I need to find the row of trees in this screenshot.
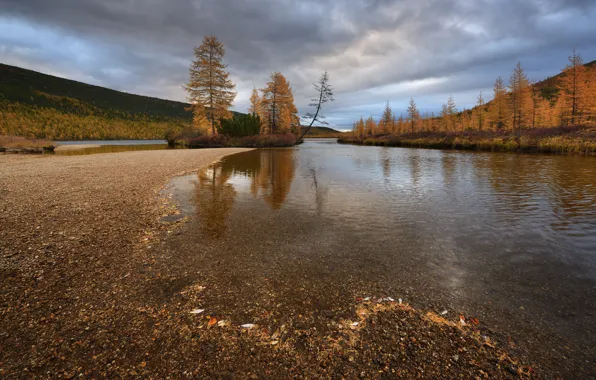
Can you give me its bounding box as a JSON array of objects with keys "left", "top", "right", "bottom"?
[
  {"left": 352, "top": 50, "right": 596, "bottom": 136},
  {"left": 186, "top": 36, "right": 300, "bottom": 136}
]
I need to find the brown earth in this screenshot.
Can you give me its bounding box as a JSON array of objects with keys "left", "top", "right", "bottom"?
[{"left": 0, "top": 150, "right": 531, "bottom": 378}]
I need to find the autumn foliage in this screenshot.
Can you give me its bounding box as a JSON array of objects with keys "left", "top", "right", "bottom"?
[{"left": 349, "top": 51, "right": 596, "bottom": 138}]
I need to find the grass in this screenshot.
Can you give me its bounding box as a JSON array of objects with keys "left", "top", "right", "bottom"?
[{"left": 338, "top": 125, "right": 596, "bottom": 155}]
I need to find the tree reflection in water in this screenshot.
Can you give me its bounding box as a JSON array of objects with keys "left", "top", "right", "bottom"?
[{"left": 195, "top": 149, "right": 297, "bottom": 238}]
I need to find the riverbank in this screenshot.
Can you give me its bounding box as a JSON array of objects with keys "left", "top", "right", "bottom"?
[
  {"left": 0, "top": 149, "right": 534, "bottom": 378},
  {"left": 338, "top": 125, "right": 596, "bottom": 155},
  {"left": 0, "top": 135, "right": 55, "bottom": 153},
  {"left": 173, "top": 133, "right": 297, "bottom": 148}
]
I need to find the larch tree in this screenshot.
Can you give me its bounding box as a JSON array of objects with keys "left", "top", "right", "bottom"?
[
  {"left": 560, "top": 49, "right": 588, "bottom": 125},
  {"left": 380, "top": 102, "right": 393, "bottom": 134},
  {"left": 475, "top": 91, "right": 486, "bottom": 131},
  {"left": 365, "top": 116, "right": 376, "bottom": 135},
  {"left": 407, "top": 98, "right": 419, "bottom": 132},
  {"left": 441, "top": 104, "right": 450, "bottom": 131},
  {"left": 299, "top": 72, "right": 334, "bottom": 140},
  {"left": 249, "top": 87, "right": 260, "bottom": 116},
  {"left": 490, "top": 76, "right": 509, "bottom": 130},
  {"left": 509, "top": 61, "right": 532, "bottom": 138},
  {"left": 260, "top": 72, "right": 298, "bottom": 134},
  {"left": 186, "top": 35, "right": 237, "bottom": 135}
]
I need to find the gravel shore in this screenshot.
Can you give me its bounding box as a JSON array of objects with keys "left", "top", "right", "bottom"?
[{"left": 1, "top": 149, "right": 531, "bottom": 378}]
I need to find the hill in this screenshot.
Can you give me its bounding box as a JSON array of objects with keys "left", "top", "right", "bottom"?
[
  {"left": 300, "top": 126, "right": 343, "bottom": 137},
  {"left": 1, "top": 63, "right": 241, "bottom": 140}
]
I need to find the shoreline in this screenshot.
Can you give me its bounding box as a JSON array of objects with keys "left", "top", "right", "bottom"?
[
  {"left": 338, "top": 125, "right": 596, "bottom": 156},
  {"left": 0, "top": 148, "right": 533, "bottom": 377}
]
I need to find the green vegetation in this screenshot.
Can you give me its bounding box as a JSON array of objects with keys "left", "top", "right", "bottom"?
[
  {"left": 1, "top": 63, "right": 196, "bottom": 140},
  {"left": 218, "top": 114, "right": 261, "bottom": 137}
]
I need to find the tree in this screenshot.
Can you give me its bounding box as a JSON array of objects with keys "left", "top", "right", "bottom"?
[
  {"left": 249, "top": 87, "right": 260, "bottom": 116},
  {"left": 407, "top": 98, "right": 419, "bottom": 132},
  {"left": 475, "top": 91, "right": 486, "bottom": 131},
  {"left": 447, "top": 95, "right": 458, "bottom": 125},
  {"left": 509, "top": 61, "right": 532, "bottom": 138},
  {"left": 185, "top": 36, "right": 236, "bottom": 135},
  {"left": 378, "top": 102, "right": 393, "bottom": 134},
  {"left": 365, "top": 116, "right": 376, "bottom": 135},
  {"left": 441, "top": 104, "right": 450, "bottom": 131},
  {"left": 299, "top": 72, "right": 334, "bottom": 141},
  {"left": 261, "top": 72, "right": 298, "bottom": 134},
  {"left": 357, "top": 117, "right": 366, "bottom": 137},
  {"left": 489, "top": 76, "right": 509, "bottom": 130},
  {"left": 560, "top": 49, "right": 588, "bottom": 125}
]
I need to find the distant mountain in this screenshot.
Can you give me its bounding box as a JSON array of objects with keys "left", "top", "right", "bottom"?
[{"left": 300, "top": 126, "right": 343, "bottom": 137}]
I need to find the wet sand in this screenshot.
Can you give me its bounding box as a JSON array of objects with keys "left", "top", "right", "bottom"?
[{"left": 1, "top": 149, "right": 533, "bottom": 378}]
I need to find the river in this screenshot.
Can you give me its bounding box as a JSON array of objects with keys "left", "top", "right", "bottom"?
[{"left": 163, "top": 138, "right": 596, "bottom": 376}]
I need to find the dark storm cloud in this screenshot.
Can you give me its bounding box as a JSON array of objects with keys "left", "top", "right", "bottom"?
[{"left": 1, "top": 0, "right": 595, "bottom": 128}]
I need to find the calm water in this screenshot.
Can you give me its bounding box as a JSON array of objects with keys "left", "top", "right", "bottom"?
[
  {"left": 54, "top": 140, "right": 167, "bottom": 155},
  {"left": 56, "top": 139, "right": 167, "bottom": 145},
  {"left": 164, "top": 139, "right": 596, "bottom": 375}
]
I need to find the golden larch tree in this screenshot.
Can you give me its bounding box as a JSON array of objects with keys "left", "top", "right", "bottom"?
[
  {"left": 474, "top": 91, "right": 486, "bottom": 131},
  {"left": 249, "top": 87, "right": 260, "bottom": 116},
  {"left": 260, "top": 72, "right": 298, "bottom": 134},
  {"left": 365, "top": 116, "right": 376, "bottom": 135},
  {"left": 380, "top": 102, "right": 393, "bottom": 134},
  {"left": 186, "top": 36, "right": 236, "bottom": 135},
  {"left": 489, "top": 76, "right": 510, "bottom": 130},
  {"left": 509, "top": 61, "right": 532, "bottom": 135},
  {"left": 407, "top": 97, "right": 419, "bottom": 132},
  {"left": 560, "top": 49, "right": 589, "bottom": 125}
]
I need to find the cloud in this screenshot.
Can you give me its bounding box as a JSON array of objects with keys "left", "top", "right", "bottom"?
[{"left": 1, "top": 0, "right": 595, "bottom": 128}]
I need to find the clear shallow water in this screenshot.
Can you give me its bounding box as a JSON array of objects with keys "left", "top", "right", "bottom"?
[
  {"left": 164, "top": 139, "right": 596, "bottom": 374},
  {"left": 56, "top": 140, "right": 167, "bottom": 145},
  {"left": 55, "top": 144, "right": 168, "bottom": 156}
]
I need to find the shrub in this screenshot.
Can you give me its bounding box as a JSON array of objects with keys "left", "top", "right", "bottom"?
[
  {"left": 186, "top": 134, "right": 227, "bottom": 148},
  {"left": 218, "top": 114, "right": 261, "bottom": 137}
]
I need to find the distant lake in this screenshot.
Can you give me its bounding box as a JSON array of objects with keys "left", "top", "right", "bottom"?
[{"left": 56, "top": 140, "right": 167, "bottom": 145}]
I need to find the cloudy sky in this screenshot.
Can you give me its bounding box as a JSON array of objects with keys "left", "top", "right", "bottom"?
[{"left": 1, "top": 0, "right": 595, "bottom": 129}]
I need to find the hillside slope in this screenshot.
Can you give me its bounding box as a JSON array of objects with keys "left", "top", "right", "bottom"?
[
  {"left": 1, "top": 64, "right": 198, "bottom": 140},
  {"left": 0, "top": 63, "right": 192, "bottom": 120},
  {"left": 300, "top": 126, "right": 343, "bottom": 137}
]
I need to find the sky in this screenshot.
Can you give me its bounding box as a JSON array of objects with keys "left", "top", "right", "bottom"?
[{"left": 1, "top": 0, "right": 596, "bottom": 130}]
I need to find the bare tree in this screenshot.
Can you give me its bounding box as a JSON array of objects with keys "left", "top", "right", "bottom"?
[{"left": 298, "top": 72, "right": 334, "bottom": 141}]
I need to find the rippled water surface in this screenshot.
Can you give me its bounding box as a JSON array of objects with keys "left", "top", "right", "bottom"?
[{"left": 165, "top": 139, "right": 596, "bottom": 374}]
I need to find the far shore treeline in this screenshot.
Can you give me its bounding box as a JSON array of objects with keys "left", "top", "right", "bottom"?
[{"left": 340, "top": 51, "right": 596, "bottom": 155}]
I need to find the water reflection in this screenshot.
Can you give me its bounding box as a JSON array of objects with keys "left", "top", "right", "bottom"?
[
  {"left": 195, "top": 166, "right": 236, "bottom": 238},
  {"left": 194, "top": 149, "right": 297, "bottom": 238},
  {"left": 249, "top": 149, "right": 296, "bottom": 210}
]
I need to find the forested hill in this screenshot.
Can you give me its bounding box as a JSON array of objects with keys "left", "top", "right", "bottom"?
[
  {"left": 0, "top": 63, "right": 196, "bottom": 140},
  {"left": 534, "top": 59, "right": 596, "bottom": 100},
  {"left": 0, "top": 63, "right": 192, "bottom": 119}
]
